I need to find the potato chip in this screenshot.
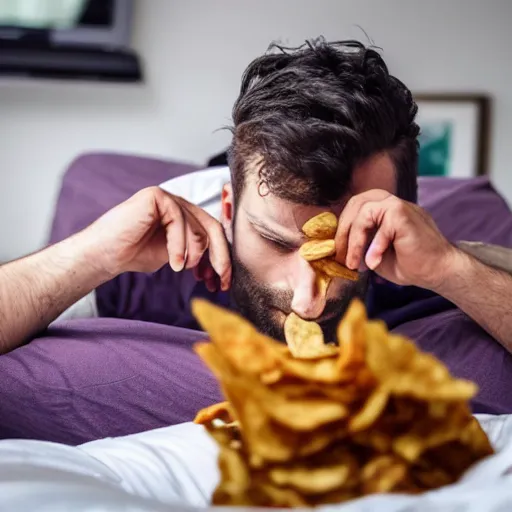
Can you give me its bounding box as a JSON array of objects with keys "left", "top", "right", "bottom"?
[
  {"left": 253, "top": 483, "right": 309, "bottom": 508},
  {"left": 460, "top": 416, "right": 495, "bottom": 456},
  {"left": 361, "top": 455, "right": 408, "bottom": 494},
  {"left": 284, "top": 312, "right": 339, "bottom": 359},
  {"left": 352, "top": 430, "right": 392, "bottom": 453},
  {"left": 301, "top": 212, "right": 338, "bottom": 239},
  {"left": 210, "top": 372, "right": 344, "bottom": 463},
  {"left": 410, "top": 467, "right": 454, "bottom": 489},
  {"left": 336, "top": 299, "right": 367, "bottom": 371},
  {"left": 268, "top": 462, "right": 353, "bottom": 494},
  {"left": 271, "top": 380, "right": 362, "bottom": 404},
  {"left": 258, "top": 388, "right": 349, "bottom": 431},
  {"left": 192, "top": 298, "right": 494, "bottom": 508},
  {"left": 192, "top": 300, "right": 283, "bottom": 375},
  {"left": 278, "top": 356, "right": 345, "bottom": 383},
  {"left": 218, "top": 443, "right": 251, "bottom": 489},
  {"left": 194, "top": 401, "right": 233, "bottom": 425},
  {"left": 260, "top": 368, "right": 283, "bottom": 384},
  {"left": 349, "top": 385, "right": 390, "bottom": 432},
  {"left": 312, "top": 258, "right": 359, "bottom": 281},
  {"left": 299, "top": 239, "right": 336, "bottom": 261},
  {"left": 392, "top": 404, "right": 474, "bottom": 462},
  {"left": 315, "top": 271, "right": 332, "bottom": 299}
]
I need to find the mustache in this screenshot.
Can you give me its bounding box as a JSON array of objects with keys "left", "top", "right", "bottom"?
[{"left": 264, "top": 285, "right": 360, "bottom": 316}]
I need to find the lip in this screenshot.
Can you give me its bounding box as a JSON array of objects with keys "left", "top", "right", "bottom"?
[
  {"left": 276, "top": 309, "right": 339, "bottom": 325},
  {"left": 317, "top": 310, "right": 341, "bottom": 325}
]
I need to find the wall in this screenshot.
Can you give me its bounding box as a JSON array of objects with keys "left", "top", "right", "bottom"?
[{"left": 0, "top": 0, "right": 511, "bottom": 260}]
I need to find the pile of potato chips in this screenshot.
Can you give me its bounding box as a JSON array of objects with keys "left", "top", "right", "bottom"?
[{"left": 192, "top": 298, "right": 494, "bottom": 508}]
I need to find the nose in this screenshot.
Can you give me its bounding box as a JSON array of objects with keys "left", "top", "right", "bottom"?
[{"left": 290, "top": 257, "right": 328, "bottom": 320}]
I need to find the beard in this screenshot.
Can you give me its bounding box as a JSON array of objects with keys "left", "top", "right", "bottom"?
[{"left": 229, "top": 250, "right": 369, "bottom": 344}]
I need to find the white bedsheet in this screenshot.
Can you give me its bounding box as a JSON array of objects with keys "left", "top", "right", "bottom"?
[{"left": 2, "top": 414, "right": 512, "bottom": 511}]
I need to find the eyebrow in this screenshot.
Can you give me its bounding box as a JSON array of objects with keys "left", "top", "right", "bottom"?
[{"left": 245, "top": 211, "right": 303, "bottom": 249}]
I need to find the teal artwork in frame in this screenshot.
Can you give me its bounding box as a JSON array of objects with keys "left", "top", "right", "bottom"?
[
  {"left": 414, "top": 95, "right": 490, "bottom": 178},
  {"left": 418, "top": 121, "right": 453, "bottom": 176}
]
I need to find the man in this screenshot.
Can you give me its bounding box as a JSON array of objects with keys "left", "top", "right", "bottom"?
[
  {"left": 0, "top": 40, "right": 511, "bottom": 441},
  {"left": 1, "top": 39, "right": 510, "bottom": 352}
]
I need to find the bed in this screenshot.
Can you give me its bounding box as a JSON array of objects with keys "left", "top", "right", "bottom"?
[{"left": 0, "top": 152, "right": 511, "bottom": 444}]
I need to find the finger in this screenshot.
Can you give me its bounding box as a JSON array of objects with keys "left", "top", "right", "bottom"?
[
  {"left": 345, "top": 201, "right": 382, "bottom": 270},
  {"left": 158, "top": 195, "right": 187, "bottom": 272},
  {"left": 152, "top": 228, "right": 173, "bottom": 268},
  {"left": 203, "top": 264, "right": 215, "bottom": 281},
  {"left": 365, "top": 227, "right": 392, "bottom": 270},
  {"left": 335, "top": 189, "right": 391, "bottom": 265},
  {"left": 181, "top": 209, "right": 209, "bottom": 270},
  {"left": 193, "top": 252, "right": 216, "bottom": 282},
  {"left": 179, "top": 199, "right": 232, "bottom": 291},
  {"left": 205, "top": 274, "right": 220, "bottom": 293}
]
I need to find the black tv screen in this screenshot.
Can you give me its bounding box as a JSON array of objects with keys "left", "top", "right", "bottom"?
[
  {"left": 0, "top": 0, "right": 133, "bottom": 48},
  {"left": 0, "top": 0, "right": 141, "bottom": 82}
]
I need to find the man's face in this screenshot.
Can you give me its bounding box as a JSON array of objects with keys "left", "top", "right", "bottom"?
[{"left": 224, "top": 154, "right": 397, "bottom": 342}]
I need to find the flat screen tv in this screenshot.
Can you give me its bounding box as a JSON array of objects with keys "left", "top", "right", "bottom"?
[{"left": 0, "top": 0, "right": 142, "bottom": 82}]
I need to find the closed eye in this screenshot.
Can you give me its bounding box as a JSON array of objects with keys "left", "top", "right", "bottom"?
[{"left": 261, "top": 235, "right": 295, "bottom": 253}]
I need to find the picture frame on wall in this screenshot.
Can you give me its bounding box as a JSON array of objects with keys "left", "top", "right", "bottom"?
[{"left": 414, "top": 94, "right": 491, "bottom": 178}]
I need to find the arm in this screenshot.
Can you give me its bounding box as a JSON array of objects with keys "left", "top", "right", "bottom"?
[
  {"left": 0, "top": 234, "right": 111, "bottom": 354},
  {"left": 336, "top": 189, "right": 512, "bottom": 352},
  {"left": 435, "top": 249, "right": 512, "bottom": 351},
  {"left": 0, "top": 187, "right": 231, "bottom": 355}
]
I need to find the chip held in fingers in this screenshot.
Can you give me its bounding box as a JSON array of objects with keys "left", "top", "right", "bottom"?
[
  {"left": 299, "top": 239, "right": 336, "bottom": 261},
  {"left": 301, "top": 211, "right": 338, "bottom": 239},
  {"left": 192, "top": 298, "right": 493, "bottom": 508},
  {"left": 315, "top": 271, "right": 332, "bottom": 301},
  {"left": 312, "top": 258, "right": 358, "bottom": 281},
  {"left": 300, "top": 212, "right": 358, "bottom": 283}
]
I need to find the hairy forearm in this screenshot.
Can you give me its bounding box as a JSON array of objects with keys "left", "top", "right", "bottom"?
[
  {"left": 0, "top": 233, "right": 111, "bottom": 354},
  {"left": 435, "top": 249, "right": 512, "bottom": 352}
]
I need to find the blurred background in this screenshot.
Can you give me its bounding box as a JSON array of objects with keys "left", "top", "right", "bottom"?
[{"left": 0, "top": 0, "right": 510, "bottom": 261}]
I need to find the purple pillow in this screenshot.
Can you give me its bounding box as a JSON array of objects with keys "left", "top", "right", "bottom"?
[
  {"left": 49, "top": 152, "right": 199, "bottom": 244},
  {"left": 0, "top": 319, "right": 221, "bottom": 444},
  {"left": 418, "top": 176, "right": 512, "bottom": 246}
]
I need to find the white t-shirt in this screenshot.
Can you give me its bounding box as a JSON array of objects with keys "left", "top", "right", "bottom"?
[{"left": 2, "top": 414, "right": 512, "bottom": 511}]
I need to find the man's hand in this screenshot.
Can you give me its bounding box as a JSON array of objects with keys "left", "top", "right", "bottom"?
[
  {"left": 0, "top": 186, "right": 231, "bottom": 353},
  {"left": 84, "top": 187, "right": 232, "bottom": 292},
  {"left": 334, "top": 189, "right": 512, "bottom": 351},
  {"left": 335, "top": 189, "right": 456, "bottom": 292}
]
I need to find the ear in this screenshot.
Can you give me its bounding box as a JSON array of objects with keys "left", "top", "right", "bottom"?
[{"left": 221, "top": 183, "right": 234, "bottom": 243}]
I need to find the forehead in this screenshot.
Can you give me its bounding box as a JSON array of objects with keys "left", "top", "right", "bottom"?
[{"left": 239, "top": 153, "right": 396, "bottom": 231}]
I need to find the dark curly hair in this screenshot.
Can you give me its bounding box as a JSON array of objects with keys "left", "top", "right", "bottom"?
[{"left": 229, "top": 38, "right": 420, "bottom": 206}]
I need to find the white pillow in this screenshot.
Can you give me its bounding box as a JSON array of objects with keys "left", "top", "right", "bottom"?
[
  {"left": 2, "top": 415, "right": 512, "bottom": 511},
  {"left": 159, "top": 166, "right": 230, "bottom": 221}
]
